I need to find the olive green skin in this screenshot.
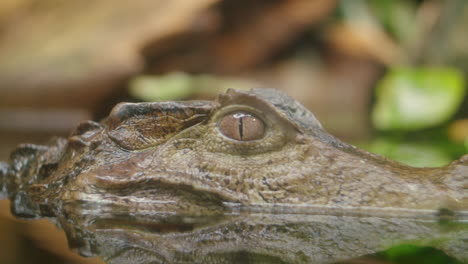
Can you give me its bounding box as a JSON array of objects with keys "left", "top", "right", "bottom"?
[{"left": 1, "top": 88, "right": 467, "bottom": 216}]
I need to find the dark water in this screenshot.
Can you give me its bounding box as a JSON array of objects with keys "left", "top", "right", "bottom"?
[{"left": 1, "top": 200, "right": 466, "bottom": 264}]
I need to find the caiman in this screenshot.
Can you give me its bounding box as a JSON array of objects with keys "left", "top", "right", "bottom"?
[{"left": 0, "top": 88, "right": 466, "bottom": 217}]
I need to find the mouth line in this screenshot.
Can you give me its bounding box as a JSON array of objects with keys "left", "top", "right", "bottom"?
[
  {"left": 223, "top": 202, "right": 468, "bottom": 220},
  {"left": 77, "top": 192, "right": 178, "bottom": 204},
  {"left": 92, "top": 171, "right": 243, "bottom": 202}
]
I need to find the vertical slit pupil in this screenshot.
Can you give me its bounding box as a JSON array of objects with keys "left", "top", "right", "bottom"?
[
  {"left": 218, "top": 111, "right": 264, "bottom": 141},
  {"left": 238, "top": 116, "right": 244, "bottom": 140}
]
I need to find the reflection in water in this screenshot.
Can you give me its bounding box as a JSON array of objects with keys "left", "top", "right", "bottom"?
[{"left": 38, "top": 203, "right": 466, "bottom": 264}]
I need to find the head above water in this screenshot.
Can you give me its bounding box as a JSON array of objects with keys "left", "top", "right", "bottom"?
[{"left": 1, "top": 88, "right": 467, "bottom": 217}]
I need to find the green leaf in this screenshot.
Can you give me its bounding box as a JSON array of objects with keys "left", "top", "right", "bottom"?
[
  {"left": 128, "top": 72, "right": 257, "bottom": 101},
  {"left": 372, "top": 67, "right": 466, "bottom": 131},
  {"left": 379, "top": 245, "right": 462, "bottom": 264},
  {"left": 129, "top": 72, "right": 196, "bottom": 101},
  {"left": 367, "top": 0, "right": 416, "bottom": 42},
  {"left": 360, "top": 138, "right": 453, "bottom": 167}
]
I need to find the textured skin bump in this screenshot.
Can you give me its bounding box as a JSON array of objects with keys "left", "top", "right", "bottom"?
[{"left": 2, "top": 88, "right": 466, "bottom": 217}]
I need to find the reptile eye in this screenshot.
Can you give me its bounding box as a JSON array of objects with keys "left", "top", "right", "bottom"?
[{"left": 218, "top": 111, "right": 265, "bottom": 141}]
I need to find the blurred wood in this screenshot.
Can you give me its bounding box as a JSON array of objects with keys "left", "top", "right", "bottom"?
[
  {"left": 0, "top": 131, "right": 67, "bottom": 161},
  {"left": 421, "top": 0, "right": 468, "bottom": 73},
  {"left": 0, "top": 200, "right": 103, "bottom": 264},
  {"left": 247, "top": 53, "right": 382, "bottom": 141},
  {"left": 324, "top": 23, "right": 402, "bottom": 66},
  {"left": 144, "top": 0, "right": 337, "bottom": 74},
  {"left": 0, "top": 0, "right": 218, "bottom": 109},
  {"left": 448, "top": 119, "right": 468, "bottom": 143},
  {"left": 0, "top": 201, "right": 17, "bottom": 264},
  {"left": 212, "top": 0, "right": 337, "bottom": 72},
  {"left": 0, "top": 109, "right": 90, "bottom": 132}
]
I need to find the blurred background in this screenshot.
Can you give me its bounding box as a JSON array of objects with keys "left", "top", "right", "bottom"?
[{"left": 0, "top": 0, "right": 467, "bottom": 263}]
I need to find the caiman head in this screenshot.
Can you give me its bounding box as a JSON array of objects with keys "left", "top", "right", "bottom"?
[{"left": 1, "top": 88, "right": 467, "bottom": 217}]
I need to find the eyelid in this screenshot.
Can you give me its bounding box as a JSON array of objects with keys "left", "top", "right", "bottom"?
[{"left": 211, "top": 105, "right": 270, "bottom": 128}]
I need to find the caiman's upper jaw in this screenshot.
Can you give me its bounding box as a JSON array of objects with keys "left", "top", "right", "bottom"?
[{"left": 0, "top": 162, "right": 8, "bottom": 199}]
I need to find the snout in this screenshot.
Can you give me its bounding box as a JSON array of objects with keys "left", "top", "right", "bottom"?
[{"left": 0, "top": 162, "right": 8, "bottom": 199}]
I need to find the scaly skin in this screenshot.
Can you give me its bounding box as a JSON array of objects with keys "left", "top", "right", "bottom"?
[{"left": 1, "top": 88, "right": 467, "bottom": 217}]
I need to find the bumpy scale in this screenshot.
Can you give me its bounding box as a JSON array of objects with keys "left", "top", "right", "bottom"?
[{"left": 0, "top": 88, "right": 466, "bottom": 217}]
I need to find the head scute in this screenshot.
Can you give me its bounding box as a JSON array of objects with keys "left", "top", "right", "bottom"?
[
  {"left": 250, "top": 88, "right": 323, "bottom": 132},
  {"left": 106, "top": 101, "right": 215, "bottom": 150}
]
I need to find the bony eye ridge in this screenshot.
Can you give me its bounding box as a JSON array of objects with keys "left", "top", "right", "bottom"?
[{"left": 217, "top": 111, "right": 265, "bottom": 141}]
